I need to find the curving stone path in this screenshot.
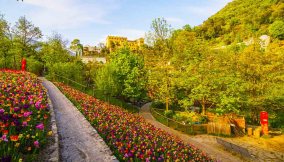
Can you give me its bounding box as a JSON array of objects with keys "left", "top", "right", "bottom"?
[{"left": 42, "top": 78, "right": 117, "bottom": 162}]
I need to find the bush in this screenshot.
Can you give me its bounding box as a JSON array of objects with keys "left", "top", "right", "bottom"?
[
  {"left": 0, "top": 57, "right": 20, "bottom": 69},
  {"left": 26, "top": 58, "right": 44, "bottom": 76},
  {"left": 151, "top": 101, "right": 165, "bottom": 109},
  {"left": 173, "top": 112, "right": 206, "bottom": 124},
  {"left": 269, "top": 111, "right": 284, "bottom": 129},
  {"left": 164, "top": 110, "right": 174, "bottom": 118},
  {"left": 173, "top": 113, "right": 187, "bottom": 122},
  {"left": 269, "top": 20, "right": 284, "bottom": 39},
  {"left": 47, "top": 61, "right": 85, "bottom": 84},
  {"left": 200, "top": 115, "right": 209, "bottom": 123},
  {"left": 0, "top": 58, "right": 6, "bottom": 68}
]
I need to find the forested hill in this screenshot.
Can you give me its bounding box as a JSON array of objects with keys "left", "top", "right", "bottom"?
[{"left": 196, "top": 0, "right": 284, "bottom": 45}]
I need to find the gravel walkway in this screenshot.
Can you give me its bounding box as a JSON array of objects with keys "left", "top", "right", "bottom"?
[
  {"left": 42, "top": 78, "right": 117, "bottom": 162},
  {"left": 140, "top": 103, "right": 244, "bottom": 162}
]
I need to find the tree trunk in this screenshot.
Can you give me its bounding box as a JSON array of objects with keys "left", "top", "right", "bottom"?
[
  {"left": 202, "top": 97, "right": 206, "bottom": 115},
  {"left": 13, "top": 56, "right": 16, "bottom": 70},
  {"left": 166, "top": 97, "right": 169, "bottom": 111},
  {"left": 4, "top": 56, "right": 6, "bottom": 68}
]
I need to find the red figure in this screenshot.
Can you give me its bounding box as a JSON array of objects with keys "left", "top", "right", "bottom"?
[
  {"left": 21, "top": 58, "right": 26, "bottom": 71},
  {"left": 260, "top": 111, "right": 269, "bottom": 135}
]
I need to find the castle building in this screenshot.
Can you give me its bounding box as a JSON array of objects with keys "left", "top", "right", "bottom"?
[{"left": 106, "top": 36, "right": 144, "bottom": 52}]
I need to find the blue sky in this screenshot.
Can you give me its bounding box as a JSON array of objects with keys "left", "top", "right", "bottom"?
[{"left": 0, "top": 0, "right": 231, "bottom": 46}]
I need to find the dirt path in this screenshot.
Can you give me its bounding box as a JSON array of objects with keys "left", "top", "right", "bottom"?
[
  {"left": 42, "top": 78, "right": 117, "bottom": 162},
  {"left": 140, "top": 103, "right": 284, "bottom": 162},
  {"left": 140, "top": 103, "right": 244, "bottom": 162}
]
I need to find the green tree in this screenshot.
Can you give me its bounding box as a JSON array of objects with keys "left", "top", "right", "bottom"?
[
  {"left": 70, "top": 38, "right": 83, "bottom": 56},
  {"left": 145, "top": 18, "right": 174, "bottom": 110},
  {"left": 0, "top": 15, "right": 12, "bottom": 68},
  {"left": 146, "top": 18, "right": 173, "bottom": 59},
  {"left": 147, "top": 61, "right": 175, "bottom": 111},
  {"left": 95, "top": 63, "right": 119, "bottom": 97},
  {"left": 12, "top": 16, "right": 42, "bottom": 58},
  {"left": 186, "top": 51, "right": 218, "bottom": 115},
  {"left": 49, "top": 61, "right": 85, "bottom": 84},
  {"left": 231, "top": 43, "right": 284, "bottom": 123},
  {"left": 146, "top": 18, "right": 172, "bottom": 44},
  {"left": 41, "top": 33, "right": 70, "bottom": 66},
  {"left": 96, "top": 48, "right": 147, "bottom": 102},
  {"left": 171, "top": 28, "right": 198, "bottom": 67},
  {"left": 110, "top": 48, "right": 147, "bottom": 101}
]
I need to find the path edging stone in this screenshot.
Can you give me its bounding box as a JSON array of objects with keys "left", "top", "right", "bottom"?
[
  {"left": 38, "top": 77, "right": 60, "bottom": 162},
  {"left": 46, "top": 89, "right": 59, "bottom": 162},
  {"left": 46, "top": 91, "right": 60, "bottom": 162}
]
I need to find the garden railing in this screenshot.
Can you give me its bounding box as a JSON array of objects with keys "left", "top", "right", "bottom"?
[
  {"left": 51, "top": 73, "right": 139, "bottom": 113},
  {"left": 150, "top": 108, "right": 207, "bottom": 135},
  {"left": 53, "top": 73, "right": 88, "bottom": 90}
]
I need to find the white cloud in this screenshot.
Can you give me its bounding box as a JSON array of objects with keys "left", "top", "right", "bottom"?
[{"left": 24, "top": 0, "right": 118, "bottom": 29}]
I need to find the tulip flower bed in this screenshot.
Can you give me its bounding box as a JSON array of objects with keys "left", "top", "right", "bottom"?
[
  {"left": 55, "top": 82, "right": 214, "bottom": 162},
  {"left": 0, "top": 70, "right": 50, "bottom": 161}
]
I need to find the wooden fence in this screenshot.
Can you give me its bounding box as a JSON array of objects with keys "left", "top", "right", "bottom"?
[
  {"left": 207, "top": 112, "right": 246, "bottom": 136},
  {"left": 151, "top": 108, "right": 207, "bottom": 135},
  {"left": 207, "top": 122, "right": 231, "bottom": 136}
]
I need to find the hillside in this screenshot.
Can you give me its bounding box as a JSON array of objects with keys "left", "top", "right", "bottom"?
[{"left": 196, "top": 0, "right": 284, "bottom": 45}]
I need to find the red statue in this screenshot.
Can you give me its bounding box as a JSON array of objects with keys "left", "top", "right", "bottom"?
[
  {"left": 21, "top": 58, "right": 26, "bottom": 71},
  {"left": 260, "top": 111, "right": 269, "bottom": 135}
]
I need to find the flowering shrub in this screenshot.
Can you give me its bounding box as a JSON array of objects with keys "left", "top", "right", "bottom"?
[
  {"left": 55, "top": 82, "right": 214, "bottom": 161},
  {"left": 0, "top": 70, "right": 50, "bottom": 161},
  {"left": 164, "top": 110, "right": 174, "bottom": 118},
  {"left": 173, "top": 112, "right": 207, "bottom": 124}
]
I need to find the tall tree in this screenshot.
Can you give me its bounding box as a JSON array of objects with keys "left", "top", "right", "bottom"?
[
  {"left": 95, "top": 63, "right": 119, "bottom": 97},
  {"left": 145, "top": 18, "right": 174, "bottom": 110},
  {"left": 111, "top": 48, "right": 147, "bottom": 101},
  {"left": 96, "top": 48, "right": 147, "bottom": 102},
  {"left": 147, "top": 61, "right": 175, "bottom": 111},
  {"left": 41, "top": 33, "right": 70, "bottom": 66},
  {"left": 70, "top": 38, "right": 83, "bottom": 56},
  {"left": 0, "top": 15, "right": 12, "bottom": 68},
  {"left": 147, "top": 18, "right": 172, "bottom": 44},
  {"left": 237, "top": 44, "right": 284, "bottom": 122},
  {"left": 12, "top": 16, "right": 42, "bottom": 58}
]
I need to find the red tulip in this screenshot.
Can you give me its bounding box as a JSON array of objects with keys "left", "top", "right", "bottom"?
[{"left": 10, "top": 135, "right": 19, "bottom": 142}]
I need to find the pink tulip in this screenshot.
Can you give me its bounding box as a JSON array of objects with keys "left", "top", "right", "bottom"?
[
  {"left": 1, "top": 135, "right": 8, "bottom": 142},
  {"left": 22, "top": 121, "right": 28, "bottom": 127},
  {"left": 23, "top": 111, "right": 32, "bottom": 117},
  {"left": 34, "top": 140, "right": 40, "bottom": 148},
  {"left": 36, "top": 123, "right": 44, "bottom": 130}
]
